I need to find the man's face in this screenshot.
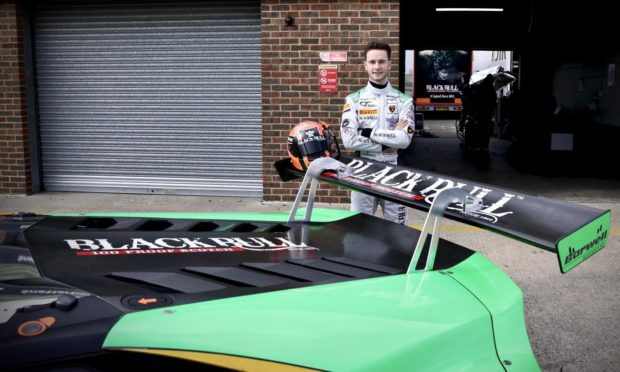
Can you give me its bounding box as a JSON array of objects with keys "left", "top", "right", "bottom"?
[{"left": 364, "top": 49, "right": 391, "bottom": 85}]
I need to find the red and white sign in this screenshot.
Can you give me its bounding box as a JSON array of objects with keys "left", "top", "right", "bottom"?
[
  {"left": 320, "top": 51, "right": 348, "bottom": 62},
  {"left": 319, "top": 64, "right": 338, "bottom": 93}
]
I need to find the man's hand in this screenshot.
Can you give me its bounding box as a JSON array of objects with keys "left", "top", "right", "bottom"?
[{"left": 395, "top": 118, "right": 409, "bottom": 130}]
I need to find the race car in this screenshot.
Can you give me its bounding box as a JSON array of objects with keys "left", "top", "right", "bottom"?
[{"left": 0, "top": 155, "right": 610, "bottom": 371}]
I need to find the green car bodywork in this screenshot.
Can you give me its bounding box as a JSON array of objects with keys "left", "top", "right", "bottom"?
[{"left": 95, "top": 209, "right": 538, "bottom": 371}]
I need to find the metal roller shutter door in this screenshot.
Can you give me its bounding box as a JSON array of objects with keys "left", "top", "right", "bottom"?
[{"left": 33, "top": 1, "right": 262, "bottom": 196}]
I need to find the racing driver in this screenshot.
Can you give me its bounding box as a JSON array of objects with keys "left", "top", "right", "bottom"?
[{"left": 340, "top": 40, "right": 415, "bottom": 225}]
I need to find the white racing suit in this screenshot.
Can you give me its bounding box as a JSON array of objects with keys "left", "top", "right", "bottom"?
[{"left": 340, "top": 82, "right": 415, "bottom": 225}]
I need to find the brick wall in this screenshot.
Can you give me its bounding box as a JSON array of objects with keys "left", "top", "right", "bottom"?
[
  {"left": 0, "top": 1, "right": 29, "bottom": 195},
  {"left": 261, "top": 0, "right": 400, "bottom": 202}
]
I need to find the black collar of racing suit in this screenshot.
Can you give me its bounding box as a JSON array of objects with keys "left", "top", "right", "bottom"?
[{"left": 369, "top": 80, "right": 388, "bottom": 89}]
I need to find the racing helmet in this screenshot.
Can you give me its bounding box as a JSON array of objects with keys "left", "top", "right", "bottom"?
[{"left": 287, "top": 121, "right": 340, "bottom": 171}]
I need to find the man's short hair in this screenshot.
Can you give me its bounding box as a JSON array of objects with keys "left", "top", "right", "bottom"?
[{"left": 364, "top": 40, "right": 391, "bottom": 60}]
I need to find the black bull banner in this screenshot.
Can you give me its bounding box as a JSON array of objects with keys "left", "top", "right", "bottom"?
[{"left": 276, "top": 155, "right": 610, "bottom": 272}]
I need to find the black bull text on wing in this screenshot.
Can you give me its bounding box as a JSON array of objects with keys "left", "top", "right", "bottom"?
[{"left": 340, "top": 158, "right": 523, "bottom": 224}]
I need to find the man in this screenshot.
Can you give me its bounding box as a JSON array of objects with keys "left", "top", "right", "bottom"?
[{"left": 340, "top": 40, "right": 415, "bottom": 225}]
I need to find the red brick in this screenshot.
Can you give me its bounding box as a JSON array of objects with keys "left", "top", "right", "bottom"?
[
  {"left": 0, "top": 2, "right": 29, "bottom": 195},
  {"left": 261, "top": 0, "right": 399, "bottom": 203}
]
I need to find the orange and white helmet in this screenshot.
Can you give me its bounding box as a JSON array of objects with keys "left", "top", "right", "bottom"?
[{"left": 287, "top": 121, "right": 339, "bottom": 171}]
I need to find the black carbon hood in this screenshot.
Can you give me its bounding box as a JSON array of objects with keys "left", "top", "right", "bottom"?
[{"left": 23, "top": 214, "right": 474, "bottom": 311}]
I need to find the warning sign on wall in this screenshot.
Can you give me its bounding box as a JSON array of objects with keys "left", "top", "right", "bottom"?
[
  {"left": 319, "top": 51, "right": 347, "bottom": 62},
  {"left": 319, "top": 64, "right": 338, "bottom": 93}
]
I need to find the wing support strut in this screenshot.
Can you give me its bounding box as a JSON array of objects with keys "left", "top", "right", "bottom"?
[
  {"left": 287, "top": 158, "right": 351, "bottom": 223},
  {"left": 407, "top": 188, "right": 482, "bottom": 273}
]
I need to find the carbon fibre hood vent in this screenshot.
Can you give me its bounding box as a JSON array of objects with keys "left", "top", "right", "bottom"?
[
  {"left": 70, "top": 217, "right": 290, "bottom": 234},
  {"left": 23, "top": 214, "right": 474, "bottom": 311}
]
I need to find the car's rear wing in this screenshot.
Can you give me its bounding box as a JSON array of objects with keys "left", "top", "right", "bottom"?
[{"left": 275, "top": 156, "right": 610, "bottom": 273}]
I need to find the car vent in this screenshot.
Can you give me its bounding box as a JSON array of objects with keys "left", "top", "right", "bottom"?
[
  {"left": 135, "top": 220, "right": 173, "bottom": 231},
  {"left": 266, "top": 224, "right": 290, "bottom": 232},
  {"left": 241, "top": 262, "right": 344, "bottom": 282},
  {"left": 189, "top": 221, "right": 219, "bottom": 232},
  {"left": 107, "top": 272, "right": 225, "bottom": 293},
  {"left": 232, "top": 223, "right": 291, "bottom": 233},
  {"left": 70, "top": 217, "right": 291, "bottom": 233},
  {"left": 105, "top": 257, "right": 401, "bottom": 297},
  {"left": 74, "top": 217, "right": 117, "bottom": 230},
  {"left": 287, "top": 259, "right": 378, "bottom": 278},
  {"left": 231, "top": 223, "right": 258, "bottom": 232},
  {"left": 323, "top": 257, "right": 403, "bottom": 274},
  {"left": 184, "top": 266, "right": 289, "bottom": 287}
]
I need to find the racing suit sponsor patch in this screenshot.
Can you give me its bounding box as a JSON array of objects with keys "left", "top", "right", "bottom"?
[
  {"left": 359, "top": 108, "right": 378, "bottom": 116},
  {"left": 359, "top": 108, "right": 378, "bottom": 119},
  {"left": 386, "top": 113, "right": 399, "bottom": 125},
  {"left": 374, "top": 132, "right": 396, "bottom": 138},
  {"left": 343, "top": 103, "right": 351, "bottom": 112}
]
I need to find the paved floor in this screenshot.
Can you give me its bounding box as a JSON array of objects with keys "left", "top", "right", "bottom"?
[{"left": 1, "top": 119, "right": 619, "bottom": 371}]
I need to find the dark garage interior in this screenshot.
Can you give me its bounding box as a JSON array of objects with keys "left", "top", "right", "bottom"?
[{"left": 399, "top": 1, "right": 619, "bottom": 191}]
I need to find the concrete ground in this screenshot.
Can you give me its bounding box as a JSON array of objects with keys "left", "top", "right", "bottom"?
[{"left": 1, "top": 119, "right": 619, "bottom": 371}]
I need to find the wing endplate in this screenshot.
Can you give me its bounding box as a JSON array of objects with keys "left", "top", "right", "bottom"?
[{"left": 557, "top": 211, "right": 611, "bottom": 273}]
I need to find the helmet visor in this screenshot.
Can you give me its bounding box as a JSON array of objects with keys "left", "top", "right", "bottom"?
[
  {"left": 296, "top": 127, "right": 329, "bottom": 156},
  {"left": 297, "top": 136, "right": 329, "bottom": 156}
]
